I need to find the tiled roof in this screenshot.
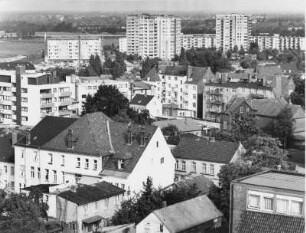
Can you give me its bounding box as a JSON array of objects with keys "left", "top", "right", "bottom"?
[
  {"left": 130, "top": 94, "right": 154, "bottom": 106},
  {"left": 206, "top": 82, "right": 273, "bottom": 90},
  {"left": 23, "top": 184, "right": 58, "bottom": 194},
  {"left": 144, "top": 67, "right": 160, "bottom": 81},
  {"left": 0, "top": 129, "right": 24, "bottom": 163},
  {"left": 0, "top": 62, "right": 35, "bottom": 70},
  {"left": 159, "top": 65, "right": 187, "bottom": 76},
  {"left": 15, "top": 116, "right": 77, "bottom": 148},
  {"left": 185, "top": 66, "right": 213, "bottom": 84},
  {"left": 237, "top": 211, "right": 305, "bottom": 233},
  {"left": 57, "top": 182, "right": 124, "bottom": 206},
  {"left": 153, "top": 118, "right": 202, "bottom": 133},
  {"left": 172, "top": 134, "right": 241, "bottom": 163},
  {"left": 101, "top": 123, "right": 157, "bottom": 176},
  {"left": 250, "top": 98, "right": 288, "bottom": 117},
  {"left": 256, "top": 64, "right": 283, "bottom": 77},
  {"left": 132, "top": 81, "right": 151, "bottom": 90},
  {"left": 280, "top": 62, "right": 298, "bottom": 73},
  {"left": 224, "top": 97, "right": 249, "bottom": 114},
  {"left": 154, "top": 195, "right": 223, "bottom": 232},
  {"left": 42, "top": 112, "right": 113, "bottom": 156}
]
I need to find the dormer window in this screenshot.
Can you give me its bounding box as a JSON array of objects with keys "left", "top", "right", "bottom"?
[{"left": 118, "top": 159, "right": 124, "bottom": 170}]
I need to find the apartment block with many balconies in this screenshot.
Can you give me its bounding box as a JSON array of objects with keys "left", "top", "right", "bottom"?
[
  {"left": 180, "top": 33, "right": 216, "bottom": 50},
  {"left": 126, "top": 13, "right": 181, "bottom": 60},
  {"left": 0, "top": 66, "right": 77, "bottom": 126}
]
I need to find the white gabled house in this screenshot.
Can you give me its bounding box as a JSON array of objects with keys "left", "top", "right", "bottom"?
[
  {"left": 129, "top": 94, "right": 162, "bottom": 118},
  {"left": 14, "top": 112, "right": 175, "bottom": 196}
]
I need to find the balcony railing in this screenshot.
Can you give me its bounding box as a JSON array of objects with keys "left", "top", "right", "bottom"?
[
  {"left": 207, "top": 90, "right": 223, "bottom": 95},
  {"left": 208, "top": 99, "right": 223, "bottom": 105},
  {"left": 209, "top": 109, "right": 222, "bottom": 113}
]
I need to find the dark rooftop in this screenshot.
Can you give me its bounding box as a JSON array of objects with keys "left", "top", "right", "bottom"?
[
  {"left": 144, "top": 67, "right": 160, "bottom": 81},
  {"left": 58, "top": 182, "right": 124, "bottom": 206},
  {"left": 0, "top": 129, "right": 25, "bottom": 163},
  {"left": 172, "top": 134, "right": 241, "bottom": 163},
  {"left": 237, "top": 211, "right": 304, "bottom": 233},
  {"left": 0, "top": 62, "right": 35, "bottom": 70},
  {"left": 23, "top": 184, "right": 58, "bottom": 194},
  {"left": 130, "top": 94, "right": 154, "bottom": 106},
  {"left": 206, "top": 82, "right": 273, "bottom": 90},
  {"left": 159, "top": 65, "right": 187, "bottom": 76}
]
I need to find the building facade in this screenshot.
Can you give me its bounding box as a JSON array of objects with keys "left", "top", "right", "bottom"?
[
  {"left": 126, "top": 14, "right": 181, "bottom": 60},
  {"left": 216, "top": 13, "right": 251, "bottom": 51},
  {"left": 0, "top": 66, "right": 77, "bottom": 126},
  {"left": 45, "top": 36, "right": 103, "bottom": 66},
  {"left": 119, "top": 37, "right": 128, "bottom": 53},
  {"left": 180, "top": 34, "right": 216, "bottom": 50},
  {"left": 230, "top": 170, "right": 305, "bottom": 233}
]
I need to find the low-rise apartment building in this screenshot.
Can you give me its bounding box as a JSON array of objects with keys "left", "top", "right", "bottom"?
[
  {"left": 172, "top": 133, "right": 244, "bottom": 184},
  {"left": 0, "top": 66, "right": 77, "bottom": 126},
  {"left": 180, "top": 33, "right": 216, "bottom": 50},
  {"left": 230, "top": 170, "right": 305, "bottom": 233}
]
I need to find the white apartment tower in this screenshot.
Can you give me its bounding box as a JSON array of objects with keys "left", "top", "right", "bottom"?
[
  {"left": 216, "top": 13, "right": 250, "bottom": 51},
  {"left": 126, "top": 14, "right": 181, "bottom": 60}
]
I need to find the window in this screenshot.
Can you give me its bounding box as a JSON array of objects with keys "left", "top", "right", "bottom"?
[
  {"left": 156, "top": 141, "right": 159, "bottom": 147},
  {"left": 246, "top": 107, "right": 250, "bottom": 114},
  {"left": 76, "top": 158, "right": 80, "bottom": 168},
  {"left": 48, "top": 153, "right": 53, "bottom": 164},
  {"left": 31, "top": 167, "right": 35, "bottom": 178},
  {"left": 61, "top": 155, "right": 65, "bottom": 166},
  {"left": 263, "top": 197, "right": 274, "bottom": 211},
  {"left": 239, "top": 106, "right": 243, "bottom": 114},
  {"left": 20, "top": 166, "right": 25, "bottom": 178},
  {"left": 191, "top": 161, "right": 196, "bottom": 172},
  {"left": 85, "top": 159, "right": 89, "bottom": 169},
  {"left": 121, "top": 184, "right": 125, "bottom": 190},
  {"left": 37, "top": 168, "right": 40, "bottom": 179},
  {"left": 53, "top": 170, "right": 57, "bottom": 183},
  {"left": 10, "top": 167, "right": 14, "bottom": 176},
  {"left": 62, "top": 172, "right": 65, "bottom": 183},
  {"left": 4, "top": 166, "right": 7, "bottom": 173},
  {"left": 223, "top": 121, "right": 228, "bottom": 130},
  {"left": 248, "top": 194, "right": 260, "bottom": 209},
  {"left": 182, "top": 161, "right": 186, "bottom": 171},
  {"left": 94, "top": 160, "right": 97, "bottom": 170},
  {"left": 34, "top": 151, "right": 38, "bottom": 161},
  {"left": 175, "top": 160, "right": 179, "bottom": 170},
  {"left": 202, "top": 163, "right": 207, "bottom": 174},
  {"left": 160, "top": 224, "right": 164, "bottom": 232},
  {"left": 45, "top": 169, "right": 49, "bottom": 182},
  {"left": 291, "top": 201, "right": 303, "bottom": 216},
  {"left": 276, "top": 199, "right": 289, "bottom": 214},
  {"left": 193, "top": 94, "right": 197, "bottom": 99},
  {"left": 160, "top": 157, "right": 164, "bottom": 164},
  {"left": 210, "top": 164, "right": 214, "bottom": 175}
]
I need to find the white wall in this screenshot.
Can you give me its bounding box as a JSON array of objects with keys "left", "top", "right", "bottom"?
[{"left": 0, "top": 162, "right": 15, "bottom": 192}]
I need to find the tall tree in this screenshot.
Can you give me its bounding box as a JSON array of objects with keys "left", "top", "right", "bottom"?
[
  {"left": 81, "top": 85, "right": 129, "bottom": 117},
  {"left": 273, "top": 106, "right": 293, "bottom": 148},
  {"left": 232, "top": 113, "right": 258, "bottom": 141},
  {"left": 179, "top": 47, "right": 188, "bottom": 65},
  {"left": 290, "top": 73, "right": 305, "bottom": 108},
  {"left": 238, "top": 46, "right": 245, "bottom": 56},
  {"left": 140, "top": 57, "right": 160, "bottom": 79},
  {"left": 233, "top": 45, "right": 239, "bottom": 53}
]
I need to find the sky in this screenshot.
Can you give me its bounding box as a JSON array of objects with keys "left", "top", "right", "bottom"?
[{"left": 0, "top": 0, "right": 305, "bottom": 13}]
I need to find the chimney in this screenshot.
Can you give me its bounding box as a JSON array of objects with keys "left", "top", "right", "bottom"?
[
  {"left": 140, "top": 126, "right": 145, "bottom": 146},
  {"left": 25, "top": 131, "right": 31, "bottom": 145},
  {"left": 127, "top": 124, "right": 132, "bottom": 145},
  {"left": 12, "top": 132, "right": 18, "bottom": 145},
  {"left": 162, "top": 201, "right": 167, "bottom": 208},
  {"left": 209, "top": 136, "right": 215, "bottom": 142},
  {"left": 70, "top": 185, "right": 77, "bottom": 193}
]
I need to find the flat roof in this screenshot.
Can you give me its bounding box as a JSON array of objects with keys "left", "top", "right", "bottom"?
[{"left": 236, "top": 170, "right": 305, "bottom": 192}]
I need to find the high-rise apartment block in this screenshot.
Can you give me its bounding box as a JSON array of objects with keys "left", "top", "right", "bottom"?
[
  {"left": 216, "top": 13, "right": 251, "bottom": 51},
  {"left": 45, "top": 36, "right": 103, "bottom": 66},
  {"left": 181, "top": 34, "right": 216, "bottom": 50},
  {"left": 126, "top": 14, "right": 181, "bottom": 60}
]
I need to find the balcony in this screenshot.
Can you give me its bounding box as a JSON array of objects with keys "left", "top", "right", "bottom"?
[
  {"left": 0, "top": 109, "right": 12, "bottom": 115},
  {"left": 40, "top": 93, "right": 54, "bottom": 98},
  {"left": 59, "top": 110, "right": 72, "bottom": 116},
  {"left": 59, "top": 100, "right": 73, "bottom": 106},
  {"left": 0, "top": 100, "right": 12, "bottom": 105},
  {"left": 208, "top": 99, "right": 224, "bottom": 105},
  {"left": 40, "top": 102, "right": 54, "bottom": 108},
  {"left": 209, "top": 108, "right": 222, "bottom": 113},
  {"left": 59, "top": 91, "right": 72, "bottom": 97},
  {"left": 40, "top": 112, "right": 55, "bottom": 118},
  {"left": 207, "top": 90, "right": 223, "bottom": 96}
]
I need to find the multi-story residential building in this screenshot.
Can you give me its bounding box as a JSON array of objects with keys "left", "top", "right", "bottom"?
[
  {"left": 180, "top": 33, "right": 216, "bottom": 50},
  {"left": 0, "top": 66, "right": 77, "bottom": 126},
  {"left": 45, "top": 36, "right": 103, "bottom": 66},
  {"left": 204, "top": 82, "right": 275, "bottom": 123},
  {"left": 57, "top": 182, "right": 124, "bottom": 232},
  {"left": 172, "top": 134, "right": 245, "bottom": 184},
  {"left": 119, "top": 37, "right": 127, "bottom": 53},
  {"left": 14, "top": 112, "right": 175, "bottom": 195},
  {"left": 144, "top": 65, "right": 215, "bottom": 119},
  {"left": 126, "top": 13, "right": 181, "bottom": 60},
  {"left": 136, "top": 195, "right": 223, "bottom": 233},
  {"left": 72, "top": 75, "right": 131, "bottom": 114},
  {"left": 230, "top": 170, "right": 305, "bottom": 233},
  {"left": 250, "top": 34, "right": 306, "bottom": 51},
  {"left": 216, "top": 13, "right": 251, "bottom": 51}
]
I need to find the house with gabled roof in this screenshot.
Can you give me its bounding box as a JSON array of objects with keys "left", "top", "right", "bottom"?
[
  {"left": 14, "top": 112, "right": 175, "bottom": 196},
  {"left": 172, "top": 133, "right": 245, "bottom": 184},
  {"left": 130, "top": 94, "right": 162, "bottom": 118},
  {"left": 230, "top": 170, "right": 305, "bottom": 233},
  {"left": 136, "top": 195, "right": 223, "bottom": 233}
]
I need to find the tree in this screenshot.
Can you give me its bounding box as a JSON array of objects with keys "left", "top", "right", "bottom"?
[
  {"left": 0, "top": 193, "right": 46, "bottom": 233},
  {"left": 140, "top": 57, "right": 160, "bottom": 79},
  {"left": 238, "top": 46, "right": 245, "bottom": 56},
  {"left": 240, "top": 58, "right": 258, "bottom": 69},
  {"left": 226, "top": 49, "right": 232, "bottom": 59},
  {"left": 273, "top": 107, "right": 293, "bottom": 148},
  {"left": 232, "top": 113, "right": 258, "bottom": 141},
  {"left": 81, "top": 85, "right": 129, "bottom": 117},
  {"left": 28, "top": 187, "right": 49, "bottom": 221},
  {"left": 179, "top": 47, "right": 188, "bottom": 65},
  {"left": 249, "top": 42, "right": 259, "bottom": 54},
  {"left": 208, "top": 163, "right": 260, "bottom": 221},
  {"left": 290, "top": 73, "right": 305, "bottom": 108},
  {"left": 233, "top": 45, "right": 239, "bottom": 53},
  {"left": 243, "top": 135, "right": 288, "bottom": 169}
]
